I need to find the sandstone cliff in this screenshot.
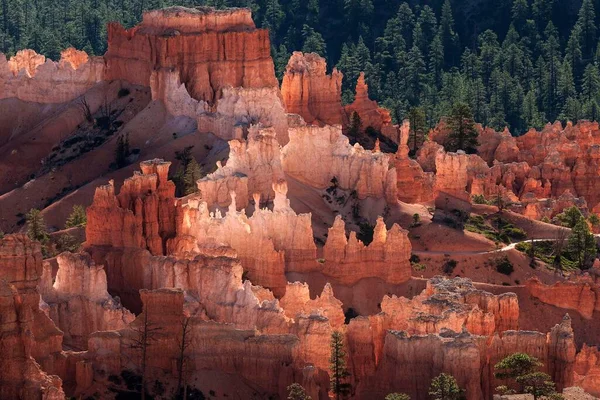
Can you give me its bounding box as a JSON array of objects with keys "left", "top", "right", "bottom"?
[
  {"left": 197, "top": 126, "right": 285, "bottom": 209},
  {"left": 0, "top": 235, "right": 66, "bottom": 400},
  {"left": 321, "top": 216, "right": 412, "bottom": 285}
]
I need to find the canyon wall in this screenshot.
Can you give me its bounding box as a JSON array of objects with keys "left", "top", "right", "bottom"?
[{"left": 0, "top": 235, "right": 66, "bottom": 399}]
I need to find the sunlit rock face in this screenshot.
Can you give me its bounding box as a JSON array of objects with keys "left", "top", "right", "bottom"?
[
  {"left": 0, "top": 48, "right": 105, "bottom": 103},
  {"left": 281, "top": 51, "right": 343, "bottom": 126},
  {"left": 106, "top": 7, "right": 277, "bottom": 103}
]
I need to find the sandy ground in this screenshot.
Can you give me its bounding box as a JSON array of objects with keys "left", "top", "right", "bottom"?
[{"left": 0, "top": 81, "right": 228, "bottom": 232}]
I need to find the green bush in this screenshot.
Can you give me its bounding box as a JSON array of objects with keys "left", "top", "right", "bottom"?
[
  {"left": 443, "top": 259, "right": 458, "bottom": 274},
  {"left": 495, "top": 256, "right": 514, "bottom": 276}
]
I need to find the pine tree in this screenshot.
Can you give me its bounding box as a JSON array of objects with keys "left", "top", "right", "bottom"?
[
  {"left": 582, "top": 63, "right": 600, "bottom": 102},
  {"left": 26, "top": 208, "right": 49, "bottom": 245},
  {"left": 532, "top": 0, "right": 553, "bottom": 30},
  {"left": 65, "top": 205, "right": 87, "bottom": 229},
  {"left": 494, "top": 353, "right": 561, "bottom": 398},
  {"left": 407, "top": 45, "right": 425, "bottom": 104},
  {"left": 329, "top": 331, "right": 351, "bottom": 400},
  {"left": 565, "top": 24, "right": 582, "bottom": 72},
  {"left": 273, "top": 44, "right": 290, "bottom": 80},
  {"left": 348, "top": 111, "right": 362, "bottom": 138},
  {"left": 263, "top": 0, "right": 285, "bottom": 33},
  {"left": 577, "top": 0, "right": 596, "bottom": 58},
  {"left": 445, "top": 102, "right": 478, "bottom": 153},
  {"left": 511, "top": 0, "right": 529, "bottom": 27},
  {"left": 301, "top": 25, "right": 326, "bottom": 56},
  {"left": 568, "top": 216, "right": 597, "bottom": 270},
  {"left": 522, "top": 89, "right": 543, "bottom": 131},
  {"left": 287, "top": 383, "right": 312, "bottom": 400},
  {"left": 183, "top": 157, "right": 203, "bottom": 196},
  {"left": 429, "top": 373, "right": 463, "bottom": 400},
  {"left": 439, "top": 0, "right": 458, "bottom": 68},
  {"left": 407, "top": 106, "right": 426, "bottom": 154},
  {"left": 557, "top": 59, "right": 576, "bottom": 105}
]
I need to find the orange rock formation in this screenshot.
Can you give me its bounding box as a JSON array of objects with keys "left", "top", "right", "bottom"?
[
  {"left": 281, "top": 52, "right": 343, "bottom": 126},
  {"left": 106, "top": 7, "right": 277, "bottom": 103}
]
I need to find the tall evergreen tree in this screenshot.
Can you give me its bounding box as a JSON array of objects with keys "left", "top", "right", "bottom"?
[
  {"left": 577, "top": 0, "right": 596, "bottom": 58},
  {"left": 445, "top": 102, "right": 479, "bottom": 153},
  {"left": 329, "top": 331, "right": 351, "bottom": 400},
  {"left": 439, "top": 0, "right": 458, "bottom": 68}
]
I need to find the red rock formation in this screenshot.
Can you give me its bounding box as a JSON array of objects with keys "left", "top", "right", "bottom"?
[
  {"left": 280, "top": 282, "right": 345, "bottom": 328},
  {"left": 281, "top": 52, "right": 343, "bottom": 126},
  {"left": 85, "top": 159, "right": 176, "bottom": 256},
  {"left": 197, "top": 126, "right": 285, "bottom": 209},
  {"left": 106, "top": 7, "right": 278, "bottom": 103},
  {"left": 321, "top": 216, "right": 412, "bottom": 285},
  {"left": 380, "top": 276, "right": 519, "bottom": 336},
  {"left": 359, "top": 315, "right": 575, "bottom": 400},
  {"left": 0, "top": 235, "right": 66, "bottom": 400},
  {"left": 39, "top": 252, "right": 134, "bottom": 350},
  {"left": 173, "top": 181, "right": 315, "bottom": 296},
  {"left": 526, "top": 277, "right": 600, "bottom": 320},
  {"left": 424, "top": 120, "right": 600, "bottom": 215},
  {"left": 574, "top": 344, "right": 600, "bottom": 397},
  {"left": 344, "top": 72, "right": 394, "bottom": 134},
  {"left": 393, "top": 120, "right": 435, "bottom": 203},
  {"left": 79, "top": 287, "right": 331, "bottom": 400}
]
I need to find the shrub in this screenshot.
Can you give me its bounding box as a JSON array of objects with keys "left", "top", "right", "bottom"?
[
  {"left": 65, "top": 205, "right": 87, "bottom": 228},
  {"left": 443, "top": 259, "right": 458, "bottom": 274},
  {"left": 410, "top": 254, "right": 420, "bottom": 264},
  {"left": 472, "top": 194, "right": 492, "bottom": 204},
  {"left": 412, "top": 213, "right": 421, "bottom": 226},
  {"left": 56, "top": 234, "right": 81, "bottom": 253},
  {"left": 117, "top": 87, "right": 130, "bottom": 98},
  {"left": 502, "top": 226, "right": 527, "bottom": 241},
  {"left": 495, "top": 256, "right": 514, "bottom": 275}
]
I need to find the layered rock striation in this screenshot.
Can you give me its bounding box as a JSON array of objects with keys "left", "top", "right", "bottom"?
[
  {"left": 0, "top": 235, "right": 66, "bottom": 400},
  {"left": 281, "top": 52, "right": 343, "bottom": 126},
  {"left": 0, "top": 48, "right": 104, "bottom": 103},
  {"left": 39, "top": 252, "right": 135, "bottom": 350},
  {"left": 282, "top": 124, "right": 398, "bottom": 202},
  {"left": 106, "top": 7, "right": 277, "bottom": 102}
]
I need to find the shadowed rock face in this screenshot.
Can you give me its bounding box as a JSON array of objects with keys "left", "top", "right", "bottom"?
[{"left": 0, "top": 235, "right": 65, "bottom": 400}]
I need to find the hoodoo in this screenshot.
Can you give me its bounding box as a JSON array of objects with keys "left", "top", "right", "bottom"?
[{"left": 2, "top": 3, "right": 600, "bottom": 400}]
